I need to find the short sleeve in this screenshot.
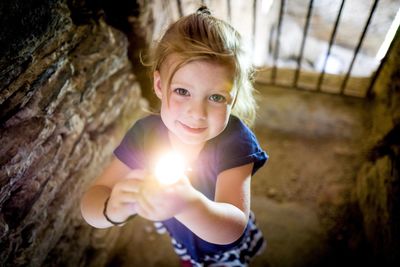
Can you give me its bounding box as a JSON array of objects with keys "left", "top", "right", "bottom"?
[
  {"left": 216, "top": 116, "right": 268, "bottom": 175},
  {"left": 113, "top": 117, "right": 149, "bottom": 169}
]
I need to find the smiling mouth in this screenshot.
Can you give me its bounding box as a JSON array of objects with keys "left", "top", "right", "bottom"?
[{"left": 179, "top": 121, "right": 207, "bottom": 134}]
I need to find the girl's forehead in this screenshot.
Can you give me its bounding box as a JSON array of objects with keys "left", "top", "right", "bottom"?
[
  {"left": 174, "top": 64, "right": 235, "bottom": 96},
  {"left": 160, "top": 54, "right": 181, "bottom": 71},
  {"left": 161, "top": 54, "right": 235, "bottom": 82},
  {"left": 162, "top": 53, "right": 232, "bottom": 70}
]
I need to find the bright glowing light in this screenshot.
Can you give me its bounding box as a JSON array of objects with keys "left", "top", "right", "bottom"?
[
  {"left": 154, "top": 152, "right": 185, "bottom": 185},
  {"left": 376, "top": 7, "right": 400, "bottom": 61}
]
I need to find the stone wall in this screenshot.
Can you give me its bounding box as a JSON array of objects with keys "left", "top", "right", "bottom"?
[
  {"left": 353, "top": 29, "right": 400, "bottom": 266},
  {"left": 1, "top": 1, "right": 399, "bottom": 266},
  {"left": 0, "top": 0, "right": 148, "bottom": 266}
]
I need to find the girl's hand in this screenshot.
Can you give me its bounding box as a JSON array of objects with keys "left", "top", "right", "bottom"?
[
  {"left": 135, "top": 174, "right": 199, "bottom": 221},
  {"left": 106, "top": 169, "right": 146, "bottom": 223}
]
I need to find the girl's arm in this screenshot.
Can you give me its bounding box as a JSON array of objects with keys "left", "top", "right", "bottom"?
[
  {"left": 135, "top": 162, "right": 253, "bottom": 245},
  {"left": 80, "top": 157, "right": 144, "bottom": 228},
  {"left": 175, "top": 163, "right": 253, "bottom": 245}
]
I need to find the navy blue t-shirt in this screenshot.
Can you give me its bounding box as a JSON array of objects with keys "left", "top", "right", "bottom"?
[{"left": 114, "top": 115, "right": 268, "bottom": 260}]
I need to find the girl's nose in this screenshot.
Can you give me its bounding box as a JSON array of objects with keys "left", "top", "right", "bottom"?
[{"left": 187, "top": 100, "right": 207, "bottom": 120}]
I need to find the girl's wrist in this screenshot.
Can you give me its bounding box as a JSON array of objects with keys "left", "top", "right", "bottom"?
[{"left": 103, "top": 197, "right": 136, "bottom": 226}]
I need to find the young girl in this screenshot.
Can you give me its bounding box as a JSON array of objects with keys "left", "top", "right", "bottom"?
[{"left": 81, "top": 6, "right": 268, "bottom": 266}]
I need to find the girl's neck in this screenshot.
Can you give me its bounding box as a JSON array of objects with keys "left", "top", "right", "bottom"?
[{"left": 167, "top": 131, "right": 205, "bottom": 165}]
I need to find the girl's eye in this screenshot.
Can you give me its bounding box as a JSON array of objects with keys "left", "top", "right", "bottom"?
[
  {"left": 174, "top": 88, "right": 190, "bottom": 96},
  {"left": 209, "top": 94, "right": 226, "bottom": 103}
]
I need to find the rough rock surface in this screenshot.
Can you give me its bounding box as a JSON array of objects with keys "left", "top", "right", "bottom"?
[
  {"left": 1, "top": 1, "right": 399, "bottom": 267},
  {"left": 0, "top": 0, "right": 147, "bottom": 266}
]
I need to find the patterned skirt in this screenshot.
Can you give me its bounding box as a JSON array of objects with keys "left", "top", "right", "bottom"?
[{"left": 154, "top": 212, "right": 266, "bottom": 266}]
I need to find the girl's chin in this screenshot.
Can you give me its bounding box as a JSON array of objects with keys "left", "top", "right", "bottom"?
[
  {"left": 172, "top": 131, "right": 208, "bottom": 146},
  {"left": 178, "top": 135, "right": 207, "bottom": 145}
]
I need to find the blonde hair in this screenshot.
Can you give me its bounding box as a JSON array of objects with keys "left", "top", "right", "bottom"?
[{"left": 149, "top": 6, "right": 257, "bottom": 127}]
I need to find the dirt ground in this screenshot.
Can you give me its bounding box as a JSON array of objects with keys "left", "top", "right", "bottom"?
[
  {"left": 109, "top": 85, "right": 369, "bottom": 267},
  {"left": 249, "top": 129, "right": 365, "bottom": 267}
]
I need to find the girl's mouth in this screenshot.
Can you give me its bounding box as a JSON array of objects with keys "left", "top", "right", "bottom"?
[{"left": 178, "top": 121, "right": 207, "bottom": 134}]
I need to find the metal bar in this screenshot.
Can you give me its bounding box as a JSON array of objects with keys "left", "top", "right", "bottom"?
[
  {"left": 316, "top": 0, "right": 346, "bottom": 92},
  {"left": 177, "top": 0, "right": 183, "bottom": 17},
  {"left": 340, "top": 0, "right": 380, "bottom": 94},
  {"left": 252, "top": 0, "right": 257, "bottom": 57},
  {"left": 227, "top": 0, "right": 231, "bottom": 22},
  {"left": 253, "top": 0, "right": 257, "bottom": 39},
  {"left": 366, "top": 26, "right": 400, "bottom": 98},
  {"left": 271, "top": 0, "right": 286, "bottom": 84},
  {"left": 293, "top": 0, "right": 314, "bottom": 88}
]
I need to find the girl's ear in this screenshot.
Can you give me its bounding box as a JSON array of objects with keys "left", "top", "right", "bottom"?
[{"left": 153, "top": 71, "right": 163, "bottom": 100}]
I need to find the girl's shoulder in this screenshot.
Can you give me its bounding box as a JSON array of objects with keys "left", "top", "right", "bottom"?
[
  {"left": 211, "top": 115, "right": 261, "bottom": 158},
  {"left": 134, "top": 114, "right": 162, "bottom": 128},
  {"left": 218, "top": 115, "right": 255, "bottom": 142},
  {"left": 211, "top": 116, "right": 267, "bottom": 175},
  {"left": 121, "top": 115, "right": 165, "bottom": 147},
  {"left": 126, "top": 114, "right": 163, "bottom": 134}
]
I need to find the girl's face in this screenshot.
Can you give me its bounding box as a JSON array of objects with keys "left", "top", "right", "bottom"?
[{"left": 154, "top": 55, "right": 235, "bottom": 147}]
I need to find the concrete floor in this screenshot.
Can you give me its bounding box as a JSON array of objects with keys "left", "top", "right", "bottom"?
[{"left": 109, "top": 84, "right": 370, "bottom": 267}]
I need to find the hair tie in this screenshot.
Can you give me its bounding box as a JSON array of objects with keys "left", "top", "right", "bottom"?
[
  {"left": 197, "top": 6, "right": 211, "bottom": 15},
  {"left": 103, "top": 197, "right": 136, "bottom": 226}
]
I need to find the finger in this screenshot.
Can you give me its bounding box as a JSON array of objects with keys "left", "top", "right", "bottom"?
[
  {"left": 121, "top": 202, "right": 137, "bottom": 214},
  {"left": 118, "top": 192, "right": 141, "bottom": 203},
  {"left": 119, "top": 179, "right": 143, "bottom": 193},
  {"left": 136, "top": 193, "right": 156, "bottom": 219},
  {"left": 124, "top": 169, "right": 147, "bottom": 180},
  {"left": 112, "top": 181, "right": 140, "bottom": 196}
]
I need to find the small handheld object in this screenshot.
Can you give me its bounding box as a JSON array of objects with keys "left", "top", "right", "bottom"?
[{"left": 154, "top": 152, "right": 186, "bottom": 185}]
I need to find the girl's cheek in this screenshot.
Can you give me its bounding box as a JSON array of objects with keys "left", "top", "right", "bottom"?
[
  {"left": 169, "top": 96, "right": 183, "bottom": 107},
  {"left": 172, "top": 99, "right": 190, "bottom": 112},
  {"left": 210, "top": 104, "right": 229, "bottom": 116}
]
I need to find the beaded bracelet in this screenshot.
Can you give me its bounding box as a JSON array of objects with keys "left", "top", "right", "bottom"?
[{"left": 103, "top": 197, "right": 136, "bottom": 226}]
